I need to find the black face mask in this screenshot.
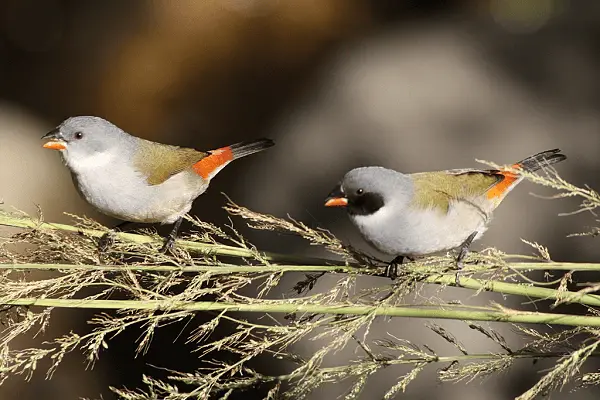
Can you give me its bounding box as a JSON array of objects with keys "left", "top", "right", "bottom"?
[{"left": 347, "top": 191, "right": 384, "bottom": 216}]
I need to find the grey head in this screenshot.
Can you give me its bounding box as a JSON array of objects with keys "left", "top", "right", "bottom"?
[
  {"left": 42, "top": 116, "right": 135, "bottom": 169},
  {"left": 324, "top": 166, "right": 412, "bottom": 216}
]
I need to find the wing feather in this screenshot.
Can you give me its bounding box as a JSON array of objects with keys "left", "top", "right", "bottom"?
[
  {"left": 133, "top": 140, "right": 208, "bottom": 185},
  {"left": 410, "top": 170, "right": 504, "bottom": 213}
]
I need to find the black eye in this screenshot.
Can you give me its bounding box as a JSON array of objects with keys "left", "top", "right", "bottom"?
[
  {"left": 356, "top": 188, "right": 364, "bottom": 195},
  {"left": 74, "top": 131, "right": 84, "bottom": 139}
]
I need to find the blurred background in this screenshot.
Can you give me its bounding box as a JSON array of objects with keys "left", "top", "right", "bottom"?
[{"left": 1, "top": 0, "right": 600, "bottom": 398}]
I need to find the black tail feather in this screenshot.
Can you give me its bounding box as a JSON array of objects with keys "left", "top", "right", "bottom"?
[
  {"left": 517, "top": 149, "right": 567, "bottom": 172},
  {"left": 229, "top": 138, "right": 275, "bottom": 159}
]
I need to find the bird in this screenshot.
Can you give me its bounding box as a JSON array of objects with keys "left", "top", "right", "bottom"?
[
  {"left": 324, "top": 149, "right": 567, "bottom": 282},
  {"left": 42, "top": 116, "right": 275, "bottom": 253}
]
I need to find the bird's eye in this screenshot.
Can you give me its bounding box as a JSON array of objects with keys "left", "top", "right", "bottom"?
[
  {"left": 74, "top": 132, "right": 84, "bottom": 140},
  {"left": 356, "top": 188, "right": 364, "bottom": 195}
]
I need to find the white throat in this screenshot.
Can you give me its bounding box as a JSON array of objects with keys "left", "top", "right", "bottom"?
[{"left": 63, "top": 149, "right": 115, "bottom": 171}]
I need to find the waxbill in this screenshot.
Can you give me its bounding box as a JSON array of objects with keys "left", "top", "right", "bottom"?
[
  {"left": 42, "top": 116, "right": 274, "bottom": 252},
  {"left": 325, "top": 149, "right": 567, "bottom": 281}
]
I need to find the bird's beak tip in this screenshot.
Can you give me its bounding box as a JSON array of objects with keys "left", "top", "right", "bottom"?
[
  {"left": 41, "top": 128, "right": 66, "bottom": 150},
  {"left": 41, "top": 127, "right": 60, "bottom": 140},
  {"left": 324, "top": 197, "right": 348, "bottom": 207}
]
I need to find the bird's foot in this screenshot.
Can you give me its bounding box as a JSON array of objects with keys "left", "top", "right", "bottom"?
[
  {"left": 97, "top": 221, "right": 131, "bottom": 261},
  {"left": 97, "top": 231, "right": 118, "bottom": 264},
  {"left": 382, "top": 256, "right": 414, "bottom": 280},
  {"left": 159, "top": 217, "right": 183, "bottom": 255},
  {"left": 455, "top": 261, "right": 464, "bottom": 286},
  {"left": 159, "top": 236, "right": 176, "bottom": 254},
  {"left": 98, "top": 231, "right": 116, "bottom": 254},
  {"left": 454, "top": 231, "right": 478, "bottom": 286},
  {"left": 384, "top": 260, "right": 399, "bottom": 280}
]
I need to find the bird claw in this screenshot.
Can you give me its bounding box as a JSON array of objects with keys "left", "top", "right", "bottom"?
[
  {"left": 384, "top": 263, "right": 399, "bottom": 280},
  {"left": 97, "top": 231, "right": 118, "bottom": 264},
  {"left": 97, "top": 231, "right": 116, "bottom": 254},
  {"left": 454, "top": 231, "right": 477, "bottom": 287},
  {"left": 455, "top": 261, "right": 464, "bottom": 286},
  {"left": 159, "top": 217, "right": 183, "bottom": 255},
  {"left": 455, "top": 250, "right": 468, "bottom": 286},
  {"left": 159, "top": 237, "right": 176, "bottom": 254},
  {"left": 382, "top": 255, "right": 413, "bottom": 280}
]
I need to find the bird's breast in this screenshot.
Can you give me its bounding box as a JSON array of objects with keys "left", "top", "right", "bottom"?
[
  {"left": 350, "top": 199, "right": 490, "bottom": 257},
  {"left": 71, "top": 164, "right": 207, "bottom": 224}
]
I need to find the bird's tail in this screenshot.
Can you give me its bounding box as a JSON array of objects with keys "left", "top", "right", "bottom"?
[
  {"left": 485, "top": 149, "right": 567, "bottom": 203},
  {"left": 192, "top": 138, "right": 275, "bottom": 180},
  {"left": 515, "top": 149, "right": 567, "bottom": 172},
  {"left": 229, "top": 138, "right": 275, "bottom": 160}
]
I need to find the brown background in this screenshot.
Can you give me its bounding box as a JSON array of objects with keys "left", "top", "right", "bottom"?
[{"left": 1, "top": 0, "right": 599, "bottom": 399}]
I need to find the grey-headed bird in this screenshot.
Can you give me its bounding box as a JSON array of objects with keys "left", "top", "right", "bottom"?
[
  {"left": 325, "top": 149, "right": 566, "bottom": 281},
  {"left": 42, "top": 116, "right": 274, "bottom": 252}
]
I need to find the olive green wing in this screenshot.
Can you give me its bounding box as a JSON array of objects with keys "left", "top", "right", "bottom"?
[
  {"left": 410, "top": 169, "right": 503, "bottom": 213},
  {"left": 133, "top": 140, "right": 209, "bottom": 185}
]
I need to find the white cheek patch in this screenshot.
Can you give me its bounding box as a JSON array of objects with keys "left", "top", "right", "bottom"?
[
  {"left": 353, "top": 203, "right": 392, "bottom": 227},
  {"left": 66, "top": 150, "right": 114, "bottom": 170}
]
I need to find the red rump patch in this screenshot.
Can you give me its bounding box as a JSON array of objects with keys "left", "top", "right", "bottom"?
[
  {"left": 486, "top": 163, "right": 521, "bottom": 199},
  {"left": 192, "top": 146, "right": 234, "bottom": 179}
]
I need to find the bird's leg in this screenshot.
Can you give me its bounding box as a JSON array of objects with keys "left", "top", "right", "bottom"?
[
  {"left": 160, "top": 217, "right": 183, "bottom": 254},
  {"left": 455, "top": 231, "right": 478, "bottom": 286},
  {"left": 385, "top": 256, "right": 403, "bottom": 280},
  {"left": 98, "top": 221, "right": 131, "bottom": 254},
  {"left": 384, "top": 255, "right": 414, "bottom": 280}
]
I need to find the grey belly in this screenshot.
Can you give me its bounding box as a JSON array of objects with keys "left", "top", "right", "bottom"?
[
  {"left": 72, "top": 171, "right": 204, "bottom": 224},
  {"left": 352, "top": 202, "right": 489, "bottom": 257}
]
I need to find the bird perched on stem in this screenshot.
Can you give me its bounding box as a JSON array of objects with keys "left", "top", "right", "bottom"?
[
  {"left": 42, "top": 116, "right": 274, "bottom": 253},
  {"left": 324, "top": 149, "right": 567, "bottom": 283}
]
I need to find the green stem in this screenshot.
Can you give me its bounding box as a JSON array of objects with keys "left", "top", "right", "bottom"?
[
  {"left": 3, "top": 212, "right": 600, "bottom": 271},
  {"left": 0, "top": 212, "right": 337, "bottom": 265},
  {"left": 502, "top": 262, "right": 600, "bottom": 271},
  {"left": 0, "top": 263, "right": 349, "bottom": 274},
  {"left": 2, "top": 263, "right": 600, "bottom": 307},
  {"left": 424, "top": 274, "right": 600, "bottom": 307},
  {"left": 4, "top": 297, "right": 600, "bottom": 328}
]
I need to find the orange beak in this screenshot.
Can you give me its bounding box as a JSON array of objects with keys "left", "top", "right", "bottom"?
[
  {"left": 43, "top": 141, "right": 66, "bottom": 150},
  {"left": 325, "top": 184, "right": 348, "bottom": 207},
  {"left": 324, "top": 197, "right": 348, "bottom": 207},
  {"left": 41, "top": 128, "right": 66, "bottom": 150}
]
